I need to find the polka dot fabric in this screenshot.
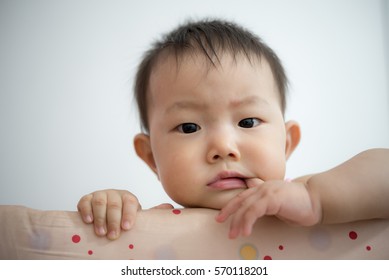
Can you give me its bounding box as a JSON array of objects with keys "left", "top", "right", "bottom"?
[
  {"left": 1, "top": 205, "right": 388, "bottom": 259},
  {"left": 64, "top": 210, "right": 384, "bottom": 259}
]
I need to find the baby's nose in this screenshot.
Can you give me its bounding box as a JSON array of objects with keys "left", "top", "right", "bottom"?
[{"left": 206, "top": 133, "right": 241, "bottom": 163}]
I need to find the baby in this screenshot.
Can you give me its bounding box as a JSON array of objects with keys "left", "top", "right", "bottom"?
[{"left": 77, "top": 19, "right": 389, "bottom": 240}]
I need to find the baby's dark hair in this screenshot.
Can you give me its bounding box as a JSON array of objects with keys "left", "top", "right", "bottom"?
[{"left": 134, "top": 18, "right": 288, "bottom": 133}]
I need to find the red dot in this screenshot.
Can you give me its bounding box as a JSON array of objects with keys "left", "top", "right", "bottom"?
[
  {"left": 278, "top": 245, "right": 284, "bottom": 250},
  {"left": 72, "top": 234, "right": 81, "bottom": 243},
  {"left": 88, "top": 250, "right": 93, "bottom": 255},
  {"left": 263, "top": 255, "right": 272, "bottom": 260},
  {"left": 366, "top": 246, "right": 372, "bottom": 251},
  {"left": 172, "top": 209, "right": 181, "bottom": 215},
  {"left": 349, "top": 231, "right": 358, "bottom": 240},
  {"left": 129, "top": 244, "right": 134, "bottom": 249}
]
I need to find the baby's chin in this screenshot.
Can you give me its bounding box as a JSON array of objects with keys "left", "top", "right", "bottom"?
[{"left": 176, "top": 189, "right": 246, "bottom": 210}]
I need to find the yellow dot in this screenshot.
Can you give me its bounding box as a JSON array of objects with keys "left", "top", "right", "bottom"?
[{"left": 240, "top": 244, "right": 258, "bottom": 260}]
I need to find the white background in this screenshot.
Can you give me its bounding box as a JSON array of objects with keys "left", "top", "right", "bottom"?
[{"left": 1, "top": 0, "right": 388, "bottom": 211}]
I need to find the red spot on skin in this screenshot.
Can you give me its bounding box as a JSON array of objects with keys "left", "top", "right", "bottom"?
[
  {"left": 88, "top": 250, "right": 93, "bottom": 255},
  {"left": 263, "top": 255, "right": 272, "bottom": 260},
  {"left": 72, "top": 235, "right": 81, "bottom": 243},
  {"left": 278, "top": 245, "right": 284, "bottom": 250},
  {"left": 349, "top": 231, "right": 358, "bottom": 240},
  {"left": 366, "top": 246, "right": 372, "bottom": 251},
  {"left": 172, "top": 209, "right": 181, "bottom": 215},
  {"left": 129, "top": 244, "right": 134, "bottom": 249}
]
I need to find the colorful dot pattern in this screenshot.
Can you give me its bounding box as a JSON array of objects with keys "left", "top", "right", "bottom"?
[
  {"left": 240, "top": 244, "right": 258, "bottom": 260},
  {"left": 65, "top": 210, "right": 375, "bottom": 259}
]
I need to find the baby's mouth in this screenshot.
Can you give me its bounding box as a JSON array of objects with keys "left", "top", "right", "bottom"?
[{"left": 207, "top": 171, "right": 248, "bottom": 190}]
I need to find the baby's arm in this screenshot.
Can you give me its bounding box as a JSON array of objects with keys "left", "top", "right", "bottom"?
[
  {"left": 217, "top": 148, "right": 389, "bottom": 238},
  {"left": 306, "top": 148, "right": 389, "bottom": 223}
]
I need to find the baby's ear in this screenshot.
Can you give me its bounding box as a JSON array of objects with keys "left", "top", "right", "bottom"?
[
  {"left": 134, "top": 133, "right": 158, "bottom": 175},
  {"left": 284, "top": 120, "right": 301, "bottom": 160}
]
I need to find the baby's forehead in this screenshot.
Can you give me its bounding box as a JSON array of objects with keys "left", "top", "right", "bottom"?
[
  {"left": 152, "top": 49, "right": 269, "bottom": 80},
  {"left": 149, "top": 51, "right": 280, "bottom": 101},
  {"left": 148, "top": 50, "right": 283, "bottom": 109}
]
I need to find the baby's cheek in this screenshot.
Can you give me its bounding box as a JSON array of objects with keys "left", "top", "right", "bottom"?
[
  {"left": 161, "top": 177, "right": 189, "bottom": 204},
  {"left": 248, "top": 151, "right": 285, "bottom": 180}
]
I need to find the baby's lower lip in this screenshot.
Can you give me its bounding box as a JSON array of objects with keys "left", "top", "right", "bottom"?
[{"left": 207, "top": 178, "right": 247, "bottom": 190}]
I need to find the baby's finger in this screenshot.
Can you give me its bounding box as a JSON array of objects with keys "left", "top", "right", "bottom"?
[
  {"left": 121, "top": 193, "right": 142, "bottom": 231},
  {"left": 245, "top": 178, "right": 264, "bottom": 188},
  {"left": 228, "top": 195, "right": 266, "bottom": 239},
  {"left": 216, "top": 187, "right": 258, "bottom": 223},
  {"left": 106, "top": 192, "right": 125, "bottom": 240},
  {"left": 91, "top": 192, "right": 108, "bottom": 236},
  {"left": 77, "top": 194, "right": 94, "bottom": 224}
]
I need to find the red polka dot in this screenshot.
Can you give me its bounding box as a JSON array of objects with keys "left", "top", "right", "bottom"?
[
  {"left": 366, "top": 246, "right": 372, "bottom": 251},
  {"left": 278, "top": 245, "right": 284, "bottom": 250},
  {"left": 263, "top": 255, "right": 272, "bottom": 260},
  {"left": 129, "top": 244, "right": 134, "bottom": 249},
  {"left": 88, "top": 250, "right": 93, "bottom": 255},
  {"left": 172, "top": 209, "right": 181, "bottom": 215},
  {"left": 72, "top": 234, "right": 81, "bottom": 243},
  {"left": 349, "top": 231, "right": 358, "bottom": 240}
]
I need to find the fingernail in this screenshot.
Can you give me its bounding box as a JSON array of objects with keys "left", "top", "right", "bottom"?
[
  {"left": 96, "top": 226, "right": 106, "bottom": 235},
  {"left": 215, "top": 214, "right": 224, "bottom": 223},
  {"left": 229, "top": 228, "right": 239, "bottom": 239},
  {"left": 84, "top": 215, "right": 93, "bottom": 223},
  {"left": 122, "top": 221, "right": 131, "bottom": 230},
  {"left": 108, "top": 230, "right": 117, "bottom": 239}
]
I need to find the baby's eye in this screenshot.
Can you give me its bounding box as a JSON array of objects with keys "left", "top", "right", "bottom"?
[
  {"left": 177, "top": 123, "right": 201, "bottom": 134},
  {"left": 238, "top": 118, "right": 262, "bottom": 128}
]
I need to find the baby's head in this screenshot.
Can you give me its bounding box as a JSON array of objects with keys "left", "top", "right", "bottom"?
[
  {"left": 135, "top": 19, "right": 289, "bottom": 133},
  {"left": 133, "top": 19, "right": 300, "bottom": 209}
]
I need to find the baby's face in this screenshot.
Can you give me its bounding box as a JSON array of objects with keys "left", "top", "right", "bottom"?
[{"left": 137, "top": 53, "right": 298, "bottom": 209}]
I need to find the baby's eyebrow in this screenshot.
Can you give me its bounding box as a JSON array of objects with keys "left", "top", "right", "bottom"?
[
  {"left": 229, "top": 95, "right": 270, "bottom": 108},
  {"left": 165, "top": 100, "right": 207, "bottom": 114},
  {"left": 165, "top": 95, "right": 269, "bottom": 114}
]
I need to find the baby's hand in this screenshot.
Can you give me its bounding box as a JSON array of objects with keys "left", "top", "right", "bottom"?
[
  {"left": 77, "top": 189, "right": 141, "bottom": 240},
  {"left": 215, "top": 179, "right": 322, "bottom": 239}
]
